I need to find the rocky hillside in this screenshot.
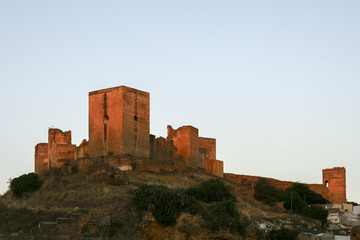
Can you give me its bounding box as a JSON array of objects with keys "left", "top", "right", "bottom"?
[{"left": 0, "top": 158, "right": 322, "bottom": 240}]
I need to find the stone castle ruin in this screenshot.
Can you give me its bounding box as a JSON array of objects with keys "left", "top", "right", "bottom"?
[{"left": 34, "top": 85, "right": 346, "bottom": 204}]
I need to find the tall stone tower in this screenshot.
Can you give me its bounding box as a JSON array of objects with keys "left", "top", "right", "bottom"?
[
  {"left": 323, "top": 167, "right": 346, "bottom": 204},
  {"left": 88, "top": 86, "right": 150, "bottom": 158}
]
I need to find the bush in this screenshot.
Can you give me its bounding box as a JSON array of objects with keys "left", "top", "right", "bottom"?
[
  {"left": 303, "top": 205, "right": 328, "bottom": 226},
  {"left": 283, "top": 190, "right": 307, "bottom": 213},
  {"left": 10, "top": 173, "right": 42, "bottom": 198},
  {"left": 133, "top": 179, "right": 249, "bottom": 234},
  {"left": 208, "top": 199, "right": 249, "bottom": 235},
  {"left": 268, "top": 228, "right": 298, "bottom": 240},
  {"left": 287, "top": 183, "right": 329, "bottom": 205},
  {"left": 186, "top": 179, "right": 235, "bottom": 203},
  {"left": 133, "top": 185, "right": 188, "bottom": 226},
  {"left": 254, "top": 178, "right": 283, "bottom": 205}
]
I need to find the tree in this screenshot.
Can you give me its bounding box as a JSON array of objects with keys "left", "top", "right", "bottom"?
[
  {"left": 10, "top": 173, "right": 42, "bottom": 198},
  {"left": 253, "top": 178, "right": 282, "bottom": 205}
]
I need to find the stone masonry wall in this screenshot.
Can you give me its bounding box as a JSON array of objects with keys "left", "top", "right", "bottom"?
[
  {"left": 48, "top": 129, "right": 75, "bottom": 169},
  {"left": 198, "top": 137, "right": 216, "bottom": 168},
  {"left": 223, "top": 173, "right": 337, "bottom": 203},
  {"left": 88, "top": 86, "right": 150, "bottom": 158},
  {"left": 150, "top": 135, "right": 177, "bottom": 162},
  {"left": 35, "top": 143, "right": 48, "bottom": 174},
  {"left": 167, "top": 125, "right": 199, "bottom": 167},
  {"left": 323, "top": 167, "right": 346, "bottom": 204}
]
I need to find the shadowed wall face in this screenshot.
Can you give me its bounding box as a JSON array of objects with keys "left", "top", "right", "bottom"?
[
  {"left": 323, "top": 167, "right": 346, "bottom": 204},
  {"left": 88, "top": 86, "right": 150, "bottom": 158}
]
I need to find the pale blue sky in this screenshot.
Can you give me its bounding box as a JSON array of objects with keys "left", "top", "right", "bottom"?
[{"left": 0, "top": 1, "right": 359, "bottom": 203}]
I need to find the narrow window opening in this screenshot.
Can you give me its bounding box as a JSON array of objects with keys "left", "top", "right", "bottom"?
[
  {"left": 134, "top": 116, "right": 138, "bottom": 121},
  {"left": 325, "top": 180, "right": 329, "bottom": 187}
]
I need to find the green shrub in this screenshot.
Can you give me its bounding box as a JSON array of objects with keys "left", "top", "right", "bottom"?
[
  {"left": 254, "top": 178, "right": 283, "bottom": 205},
  {"left": 283, "top": 190, "right": 307, "bottom": 213},
  {"left": 208, "top": 199, "right": 249, "bottom": 235},
  {"left": 268, "top": 228, "right": 298, "bottom": 240},
  {"left": 303, "top": 205, "right": 328, "bottom": 225},
  {"left": 186, "top": 179, "right": 235, "bottom": 203},
  {"left": 10, "top": 173, "right": 42, "bottom": 198},
  {"left": 287, "top": 183, "right": 329, "bottom": 205},
  {"left": 133, "top": 185, "right": 188, "bottom": 226},
  {"left": 133, "top": 179, "right": 249, "bottom": 234}
]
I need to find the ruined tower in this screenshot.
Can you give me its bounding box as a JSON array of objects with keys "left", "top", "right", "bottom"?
[
  {"left": 323, "top": 167, "right": 346, "bottom": 204},
  {"left": 88, "top": 86, "right": 150, "bottom": 158},
  {"left": 48, "top": 129, "right": 75, "bottom": 168}
]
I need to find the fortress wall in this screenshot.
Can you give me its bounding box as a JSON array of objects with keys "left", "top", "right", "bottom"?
[
  {"left": 198, "top": 137, "right": 216, "bottom": 166},
  {"left": 224, "top": 173, "right": 337, "bottom": 203},
  {"left": 48, "top": 129, "right": 75, "bottom": 168},
  {"left": 35, "top": 143, "right": 48, "bottom": 174},
  {"left": 167, "top": 125, "right": 199, "bottom": 167},
  {"left": 323, "top": 167, "right": 346, "bottom": 204},
  {"left": 205, "top": 159, "right": 224, "bottom": 177},
  {"left": 150, "top": 135, "right": 177, "bottom": 162},
  {"left": 75, "top": 140, "right": 89, "bottom": 159},
  {"left": 88, "top": 86, "right": 150, "bottom": 158}
]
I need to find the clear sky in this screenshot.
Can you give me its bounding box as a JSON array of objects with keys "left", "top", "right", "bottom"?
[{"left": 0, "top": 1, "right": 359, "bottom": 203}]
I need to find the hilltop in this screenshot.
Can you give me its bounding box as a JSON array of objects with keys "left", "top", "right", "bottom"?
[{"left": 0, "top": 157, "right": 322, "bottom": 240}]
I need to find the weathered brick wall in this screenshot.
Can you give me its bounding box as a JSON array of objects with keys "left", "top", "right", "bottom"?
[
  {"left": 75, "top": 139, "right": 88, "bottom": 159},
  {"left": 205, "top": 159, "right": 223, "bottom": 178},
  {"left": 198, "top": 137, "right": 216, "bottom": 167},
  {"left": 88, "top": 86, "right": 150, "bottom": 158},
  {"left": 35, "top": 143, "right": 48, "bottom": 174},
  {"left": 150, "top": 135, "right": 177, "bottom": 162},
  {"left": 48, "top": 129, "right": 75, "bottom": 169},
  {"left": 167, "top": 125, "right": 199, "bottom": 167},
  {"left": 323, "top": 167, "right": 346, "bottom": 204},
  {"left": 223, "top": 173, "right": 334, "bottom": 202}
]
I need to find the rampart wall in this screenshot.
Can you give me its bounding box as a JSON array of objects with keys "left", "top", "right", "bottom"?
[{"left": 224, "top": 168, "right": 345, "bottom": 204}]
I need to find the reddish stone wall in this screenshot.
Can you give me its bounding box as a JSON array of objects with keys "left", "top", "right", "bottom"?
[
  {"left": 198, "top": 137, "right": 216, "bottom": 168},
  {"left": 48, "top": 128, "right": 76, "bottom": 168},
  {"left": 167, "top": 125, "right": 199, "bottom": 167},
  {"left": 223, "top": 173, "right": 335, "bottom": 202},
  {"left": 88, "top": 86, "right": 150, "bottom": 158},
  {"left": 150, "top": 135, "right": 177, "bottom": 162},
  {"left": 205, "top": 159, "right": 224, "bottom": 178},
  {"left": 75, "top": 139, "right": 89, "bottom": 159},
  {"left": 35, "top": 143, "right": 48, "bottom": 174},
  {"left": 323, "top": 167, "right": 346, "bottom": 203}
]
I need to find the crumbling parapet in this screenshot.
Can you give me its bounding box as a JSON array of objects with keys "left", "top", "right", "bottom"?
[
  {"left": 48, "top": 128, "right": 76, "bottom": 169},
  {"left": 75, "top": 139, "right": 89, "bottom": 159},
  {"left": 150, "top": 135, "right": 177, "bottom": 162}
]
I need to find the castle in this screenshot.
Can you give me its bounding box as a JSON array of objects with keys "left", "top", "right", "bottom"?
[{"left": 34, "top": 85, "right": 346, "bottom": 204}]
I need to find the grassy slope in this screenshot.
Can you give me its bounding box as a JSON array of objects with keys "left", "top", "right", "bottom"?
[{"left": 0, "top": 166, "right": 322, "bottom": 239}]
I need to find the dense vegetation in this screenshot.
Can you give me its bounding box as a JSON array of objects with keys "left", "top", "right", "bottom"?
[
  {"left": 268, "top": 228, "right": 298, "bottom": 240},
  {"left": 254, "top": 179, "right": 329, "bottom": 225},
  {"left": 10, "top": 173, "right": 42, "bottom": 198},
  {"left": 133, "top": 179, "right": 249, "bottom": 235}
]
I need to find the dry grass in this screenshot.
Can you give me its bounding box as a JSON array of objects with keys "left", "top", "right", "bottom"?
[{"left": 0, "top": 165, "right": 322, "bottom": 238}]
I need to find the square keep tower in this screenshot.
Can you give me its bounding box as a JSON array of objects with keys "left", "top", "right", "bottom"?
[{"left": 88, "top": 86, "right": 150, "bottom": 158}]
